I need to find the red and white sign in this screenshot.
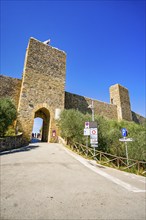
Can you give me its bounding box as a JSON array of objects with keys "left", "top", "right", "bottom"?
[
  {"left": 90, "top": 128, "right": 98, "bottom": 145},
  {"left": 91, "top": 129, "right": 96, "bottom": 135},
  {"left": 90, "top": 128, "right": 97, "bottom": 137}
]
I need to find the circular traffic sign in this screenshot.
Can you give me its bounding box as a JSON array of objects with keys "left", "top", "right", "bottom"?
[{"left": 91, "top": 129, "right": 97, "bottom": 135}]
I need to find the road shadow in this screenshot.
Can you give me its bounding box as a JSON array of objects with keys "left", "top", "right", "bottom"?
[{"left": 0, "top": 144, "right": 40, "bottom": 156}]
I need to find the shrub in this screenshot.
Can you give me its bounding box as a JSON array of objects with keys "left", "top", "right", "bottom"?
[
  {"left": 58, "top": 109, "right": 146, "bottom": 161},
  {"left": 59, "top": 109, "right": 85, "bottom": 144},
  {"left": 4, "top": 126, "right": 16, "bottom": 136},
  {"left": 0, "top": 98, "right": 17, "bottom": 136}
]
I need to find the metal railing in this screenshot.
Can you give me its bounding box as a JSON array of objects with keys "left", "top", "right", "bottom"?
[{"left": 68, "top": 142, "right": 146, "bottom": 176}]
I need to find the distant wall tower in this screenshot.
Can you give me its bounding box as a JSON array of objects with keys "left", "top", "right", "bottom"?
[{"left": 110, "top": 84, "right": 132, "bottom": 121}]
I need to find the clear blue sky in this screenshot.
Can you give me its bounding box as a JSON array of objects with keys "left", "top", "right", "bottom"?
[{"left": 1, "top": 0, "right": 145, "bottom": 117}]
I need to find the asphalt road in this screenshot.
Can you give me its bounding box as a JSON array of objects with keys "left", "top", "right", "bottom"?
[{"left": 0, "top": 143, "right": 145, "bottom": 220}]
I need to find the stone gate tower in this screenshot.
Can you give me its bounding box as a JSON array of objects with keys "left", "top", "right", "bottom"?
[{"left": 17, "top": 38, "right": 66, "bottom": 143}]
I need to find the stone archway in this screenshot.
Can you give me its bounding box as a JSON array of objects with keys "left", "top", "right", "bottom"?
[{"left": 34, "top": 107, "right": 50, "bottom": 142}]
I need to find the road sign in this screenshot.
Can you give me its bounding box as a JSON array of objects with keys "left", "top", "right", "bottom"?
[
  {"left": 89, "top": 122, "right": 97, "bottom": 128},
  {"left": 119, "top": 138, "right": 133, "bottom": 142},
  {"left": 90, "top": 138, "right": 98, "bottom": 144},
  {"left": 84, "top": 128, "right": 90, "bottom": 136},
  {"left": 85, "top": 122, "right": 90, "bottom": 129},
  {"left": 121, "top": 128, "right": 127, "bottom": 137},
  {"left": 90, "top": 128, "right": 97, "bottom": 138},
  {"left": 91, "top": 144, "right": 98, "bottom": 148}
]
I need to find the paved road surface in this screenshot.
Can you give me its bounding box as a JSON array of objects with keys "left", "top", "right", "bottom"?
[{"left": 1, "top": 143, "right": 145, "bottom": 220}]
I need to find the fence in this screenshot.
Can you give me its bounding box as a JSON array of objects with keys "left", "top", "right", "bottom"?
[{"left": 68, "top": 142, "right": 146, "bottom": 176}]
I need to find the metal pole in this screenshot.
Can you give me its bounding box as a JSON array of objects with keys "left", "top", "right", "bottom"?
[
  {"left": 86, "top": 136, "right": 88, "bottom": 147},
  {"left": 91, "top": 100, "right": 96, "bottom": 157},
  {"left": 125, "top": 141, "right": 129, "bottom": 166},
  {"left": 92, "top": 100, "right": 94, "bottom": 121},
  {"left": 86, "top": 135, "right": 88, "bottom": 156}
]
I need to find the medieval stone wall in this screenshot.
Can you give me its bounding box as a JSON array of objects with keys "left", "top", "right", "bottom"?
[
  {"left": 0, "top": 75, "right": 22, "bottom": 108},
  {"left": 65, "top": 92, "right": 118, "bottom": 120},
  {"left": 132, "top": 111, "right": 146, "bottom": 125},
  {"left": 0, "top": 38, "right": 145, "bottom": 145},
  {"left": 0, "top": 74, "right": 145, "bottom": 127}
]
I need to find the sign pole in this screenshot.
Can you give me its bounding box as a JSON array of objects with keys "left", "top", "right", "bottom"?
[
  {"left": 86, "top": 136, "right": 88, "bottom": 147},
  {"left": 92, "top": 100, "right": 94, "bottom": 122},
  {"left": 125, "top": 141, "right": 129, "bottom": 166},
  {"left": 119, "top": 137, "right": 133, "bottom": 166},
  {"left": 119, "top": 128, "right": 133, "bottom": 166},
  {"left": 91, "top": 100, "right": 96, "bottom": 157}
]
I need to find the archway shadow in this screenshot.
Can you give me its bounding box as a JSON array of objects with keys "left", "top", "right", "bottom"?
[{"left": 0, "top": 144, "right": 40, "bottom": 156}]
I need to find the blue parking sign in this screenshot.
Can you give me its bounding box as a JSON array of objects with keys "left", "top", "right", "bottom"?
[{"left": 121, "top": 128, "right": 127, "bottom": 137}]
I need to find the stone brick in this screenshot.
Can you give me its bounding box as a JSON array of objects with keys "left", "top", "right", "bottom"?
[{"left": 0, "top": 75, "right": 21, "bottom": 108}]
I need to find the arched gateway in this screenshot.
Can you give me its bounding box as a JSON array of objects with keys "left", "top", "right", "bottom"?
[
  {"left": 34, "top": 107, "right": 50, "bottom": 142},
  {"left": 17, "top": 38, "right": 66, "bottom": 144}
]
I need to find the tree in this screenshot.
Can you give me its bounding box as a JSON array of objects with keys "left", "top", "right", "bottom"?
[
  {"left": 58, "top": 109, "right": 146, "bottom": 161},
  {"left": 0, "top": 98, "right": 17, "bottom": 136},
  {"left": 59, "top": 109, "right": 85, "bottom": 144}
]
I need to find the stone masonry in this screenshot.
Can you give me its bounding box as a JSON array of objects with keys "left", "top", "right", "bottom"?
[
  {"left": 65, "top": 92, "right": 118, "bottom": 120},
  {"left": 0, "top": 75, "right": 21, "bottom": 108},
  {"left": 0, "top": 37, "right": 145, "bottom": 143},
  {"left": 110, "top": 84, "right": 132, "bottom": 121},
  {"left": 17, "top": 38, "right": 66, "bottom": 143}
]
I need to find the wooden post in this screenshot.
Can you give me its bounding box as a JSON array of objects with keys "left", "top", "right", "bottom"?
[
  {"left": 117, "top": 157, "right": 120, "bottom": 168},
  {"left": 100, "top": 152, "right": 102, "bottom": 162},
  {"left": 137, "top": 161, "right": 140, "bottom": 174}
]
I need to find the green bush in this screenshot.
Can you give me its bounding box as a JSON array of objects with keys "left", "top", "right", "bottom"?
[
  {"left": 118, "top": 121, "right": 146, "bottom": 161},
  {"left": 59, "top": 109, "right": 146, "bottom": 161},
  {"left": 59, "top": 109, "right": 85, "bottom": 144},
  {"left": 0, "top": 98, "right": 17, "bottom": 136},
  {"left": 4, "top": 127, "right": 16, "bottom": 136}
]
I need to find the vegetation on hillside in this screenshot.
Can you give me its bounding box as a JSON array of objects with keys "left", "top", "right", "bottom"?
[
  {"left": 58, "top": 109, "right": 146, "bottom": 161},
  {"left": 0, "top": 98, "right": 17, "bottom": 136}
]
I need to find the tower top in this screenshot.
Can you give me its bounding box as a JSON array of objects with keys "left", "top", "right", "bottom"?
[{"left": 28, "top": 37, "right": 66, "bottom": 54}]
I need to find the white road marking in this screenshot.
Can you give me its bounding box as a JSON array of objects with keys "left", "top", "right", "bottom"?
[{"left": 64, "top": 146, "right": 146, "bottom": 193}]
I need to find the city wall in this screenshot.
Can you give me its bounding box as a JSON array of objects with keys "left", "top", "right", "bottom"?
[
  {"left": 65, "top": 92, "right": 118, "bottom": 120},
  {"left": 0, "top": 75, "right": 145, "bottom": 125},
  {"left": 0, "top": 75, "right": 21, "bottom": 108},
  {"left": 0, "top": 37, "right": 145, "bottom": 145},
  {"left": 132, "top": 111, "right": 146, "bottom": 125}
]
